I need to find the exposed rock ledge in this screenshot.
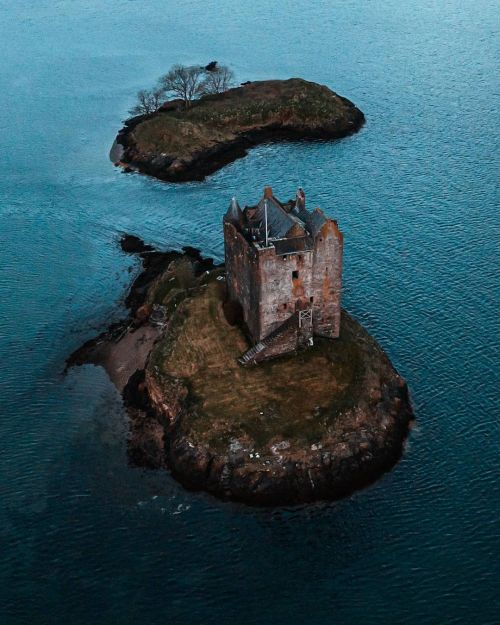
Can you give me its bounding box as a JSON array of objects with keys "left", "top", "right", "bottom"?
[
  {"left": 68, "top": 236, "right": 413, "bottom": 506},
  {"left": 112, "top": 78, "right": 365, "bottom": 182}
]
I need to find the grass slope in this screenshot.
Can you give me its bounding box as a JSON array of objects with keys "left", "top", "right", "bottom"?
[
  {"left": 148, "top": 274, "right": 390, "bottom": 454},
  {"left": 131, "top": 78, "right": 359, "bottom": 157}
]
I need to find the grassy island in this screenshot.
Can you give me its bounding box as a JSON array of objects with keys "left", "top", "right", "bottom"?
[
  {"left": 149, "top": 277, "right": 365, "bottom": 452},
  {"left": 141, "top": 259, "right": 412, "bottom": 505},
  {"left": 113, "top": 79, "right": 365, "bottom": 182},
  {"left": 69, "top": 240, "right": 412, "bottom": 506}
]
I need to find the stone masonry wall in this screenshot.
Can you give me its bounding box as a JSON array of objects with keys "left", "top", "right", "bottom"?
[
  {"left": 311, "top": 220, "right": 343, "bottom": 338},
  {"left": 225, "top": 215, "right": 343, "bottom": 346},
  {"left": 258, "top": 247, "right": 314, "bottom": 341},
  {"left": 224, "top": 221, "right": 260, "bottom": 340}
]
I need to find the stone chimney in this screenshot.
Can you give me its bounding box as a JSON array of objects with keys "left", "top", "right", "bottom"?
[
  {"left": 263, "top": 186, "right": 273, "bottom": 199},
  {"left": 296, "top": 188, "right": 306, "bottom": 211}
]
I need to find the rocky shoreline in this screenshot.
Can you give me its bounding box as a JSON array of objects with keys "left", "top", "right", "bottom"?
[
  {"left": 68, "top": 236, "right": 414, "bottom": 506},
  {"left": 143, "top": 354, "right": 412, "bottom": 506},
  {"left": 66, "top": 236, "right": 216, "bottom": 389},
  {"left": 112, "top": 79, "right": 365, "bottom": 182}
]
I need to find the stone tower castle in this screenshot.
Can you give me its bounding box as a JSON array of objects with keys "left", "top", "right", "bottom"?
[{"left": 223, "top": 187, "right": 343, "bottom": 364}]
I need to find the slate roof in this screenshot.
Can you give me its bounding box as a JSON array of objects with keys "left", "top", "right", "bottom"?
[
  {"left": 292, "top": 205, "right": 326, "bottom": 236},
  {"left": 254, "top": 196, "right": 306, "bottom": 239},
  {"left": 305, "top": 207, "right": 328, "bottom": 236},
  {"left": 273, "top": 236, "right": 313, "bottom": 255},
  {"left": 226, "top": 190, "right": 330, "bottom": 247}
]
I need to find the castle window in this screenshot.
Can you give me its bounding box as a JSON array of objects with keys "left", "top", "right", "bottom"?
[
  {"left": 283, "top": 303, "right": 287, "bottom": 310},
  {"left": 292, "top": 270, "right": 299, "bottom": 279},
  {"left": 309, "top": 296, "right": 314, "bottom": 303}
]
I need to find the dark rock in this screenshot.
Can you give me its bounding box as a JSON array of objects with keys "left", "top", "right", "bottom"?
[
  {"left": 158, "top": 98, "right": 184, "bottom": 112},
  {"left": 120, "top": 234, "right": 154, "bottom": 254}
]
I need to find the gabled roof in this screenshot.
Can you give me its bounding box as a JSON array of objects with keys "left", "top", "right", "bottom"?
[
  {"left": 305, "top": 208, "right": 328, "bottom": 237},
  {"left": 273, "top": 236, "right": 313, "bottom": 255},
  {"left": 255, "top": 196, "right": 306, "bottom": 239},
  {"left": 292, "top": 199, "right": 330, "bottom": 237},
  {"left": 224, "top": 188, "right": 338, "bottom": 250}
]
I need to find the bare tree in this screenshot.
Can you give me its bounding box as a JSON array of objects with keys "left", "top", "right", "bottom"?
[
  {"left": 129, "top": 62, "right": 235, "bottom": 117},
  {"left": 129, "top": 88, "right": 165, "bottom": 116},
  {"left": 159, "top": 64, "right": 205, "bottom": 108},
  {"left": 201, "top": 65, "right": 235, "bottom": 95}
]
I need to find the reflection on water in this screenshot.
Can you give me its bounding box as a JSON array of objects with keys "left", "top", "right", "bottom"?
[{"left": 0, "top": 1, "right": 498, "bottom": 623}]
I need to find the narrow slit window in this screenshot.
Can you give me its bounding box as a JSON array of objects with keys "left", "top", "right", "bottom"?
[{"left": 292, "top": 270, "right": 299, "bottom": 279}]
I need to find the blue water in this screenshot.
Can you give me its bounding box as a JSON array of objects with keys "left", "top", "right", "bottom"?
[{"left": 1, "top": 1, "right": 499, "bottom": 623}]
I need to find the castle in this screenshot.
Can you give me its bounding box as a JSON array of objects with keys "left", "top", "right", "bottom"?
[{"left": 223, "top": 187, "right": 343, "bottom": 365}]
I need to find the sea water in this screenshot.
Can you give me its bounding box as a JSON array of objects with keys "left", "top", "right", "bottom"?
[{"left": 0, "top": 1, "right": 498, "bottom": 623}]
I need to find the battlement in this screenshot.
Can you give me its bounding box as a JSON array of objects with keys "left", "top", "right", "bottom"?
[{"left": 224, "top": 187, "right": 343, "bottom": 362}]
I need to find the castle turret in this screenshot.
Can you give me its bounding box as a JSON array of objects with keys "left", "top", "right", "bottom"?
[
  {"left": 225, "top": 196, "right": 243, "bottom": 225},
  {"left": 295, "top": 188, "right": 306, "bottom": 211}
]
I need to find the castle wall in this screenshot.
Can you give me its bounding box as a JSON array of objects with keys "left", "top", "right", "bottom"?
[
  {"left": 224, "top": 221, "right": 261, "bottom": 340},
  {"left": 311, "top": 221, "right": 343, "bottom": 338},
  {"left": 258, "top": 247, "right": 314, "bottom": 341}
]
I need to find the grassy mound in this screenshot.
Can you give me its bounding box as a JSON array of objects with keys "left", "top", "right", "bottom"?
[{"left": 148, "top": 274, "right": 393, "bottom": 454}]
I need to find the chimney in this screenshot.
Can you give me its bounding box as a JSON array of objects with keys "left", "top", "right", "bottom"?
[
  {"left": 263, "top": 186, "right": 273, "bottom": 199},
  {"left": 296, "top": 188, "right": 306, "bottom": 211}
]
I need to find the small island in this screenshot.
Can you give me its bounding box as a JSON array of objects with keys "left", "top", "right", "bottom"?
[
  {"left": 112, "top": 78, "right": 365, "bottom": 182},
  {"left": 69, "top": 189, "right": 413, "bottom": 506}
]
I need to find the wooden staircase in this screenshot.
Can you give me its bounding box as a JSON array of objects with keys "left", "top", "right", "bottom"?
[{"left": 238, "top": 313, "right": 300, "bottom": 366}]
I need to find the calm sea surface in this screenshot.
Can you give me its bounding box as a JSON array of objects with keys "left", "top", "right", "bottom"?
[{"left": 0, "top": 1, "right": 498, "bottom": 623}]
